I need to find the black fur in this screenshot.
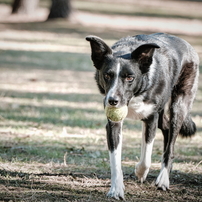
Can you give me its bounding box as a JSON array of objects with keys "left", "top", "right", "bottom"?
[
  {"left": 179, "top": 115, "right": 196, "bottom": 137},
  {"left": 106, "top": 120, "right": 122, "bottom": 151}
]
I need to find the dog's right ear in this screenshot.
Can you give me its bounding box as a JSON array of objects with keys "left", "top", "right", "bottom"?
[{"left": 86, "top": 35, "right": 112, "bottom": 69}]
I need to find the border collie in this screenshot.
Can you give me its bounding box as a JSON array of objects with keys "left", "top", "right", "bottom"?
[{"left": 86, "top": 33, "right": 199, "bottom": 200}]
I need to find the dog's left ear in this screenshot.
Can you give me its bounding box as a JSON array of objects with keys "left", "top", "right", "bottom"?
[
  {"left": 131, "top": 43, "right": 160, "bottom": 73},
  {"left": 86, "top": 35, "right": 112, "bottom": 69}
]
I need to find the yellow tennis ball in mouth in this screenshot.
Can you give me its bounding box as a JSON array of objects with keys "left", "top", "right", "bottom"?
[{"left": 105, "top": 105, "right": 128, "bottom": 122}]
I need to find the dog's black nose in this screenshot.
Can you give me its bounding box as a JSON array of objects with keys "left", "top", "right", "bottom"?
[{"left": 108, "top": 97, "right": 119, "bottom": 106}]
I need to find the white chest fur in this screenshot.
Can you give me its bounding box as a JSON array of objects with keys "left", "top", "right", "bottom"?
[{"left": 127, "top": 96, "right": 155, "bottom": 120}]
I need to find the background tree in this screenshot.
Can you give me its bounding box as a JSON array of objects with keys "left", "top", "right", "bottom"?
[
  {"left": 47, "top": 0, "right": 72, "bottom": 20},
  {"left": 12, "top": 0, "right": 39, "bottom": 15}
]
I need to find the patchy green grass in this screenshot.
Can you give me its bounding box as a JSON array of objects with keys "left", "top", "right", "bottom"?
[{"left": 0, "top": 0, "right": 202, "bottom": 201}]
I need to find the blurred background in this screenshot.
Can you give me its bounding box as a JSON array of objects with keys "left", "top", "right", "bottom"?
[{"left": 0, "top": 0, "right": 202, "bottom": 201}]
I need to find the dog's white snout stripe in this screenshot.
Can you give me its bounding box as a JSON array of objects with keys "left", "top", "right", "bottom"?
[{"left": 105, "top": 63, "right": 121, "bottom": 106}]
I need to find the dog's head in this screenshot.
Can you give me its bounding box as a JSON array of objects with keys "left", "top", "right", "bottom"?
[{"left": 86, "top": 35, "right": 160, "bottom": 108}]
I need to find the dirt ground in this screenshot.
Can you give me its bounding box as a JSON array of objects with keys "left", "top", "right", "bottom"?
[{"left": 0, "top": 167, "right": 202, "bottom": 201}]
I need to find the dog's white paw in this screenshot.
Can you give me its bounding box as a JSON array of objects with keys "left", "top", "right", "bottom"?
[
  {"left": 155, "top": 167, "right": 170, "bottom": 191},
  {"left": 135, "top": 162, "right": 149, "bottom": 183},
  {"left": 107, "top": 182, "right": 125, "bottom": 200}
]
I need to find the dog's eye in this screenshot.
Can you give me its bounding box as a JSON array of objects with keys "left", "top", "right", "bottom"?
[
  {"left": 125, "top": 76, "right": 134, "bottom": 82},
  {"left": 104, "top": 74, "right": 111, "bottom": 80}
]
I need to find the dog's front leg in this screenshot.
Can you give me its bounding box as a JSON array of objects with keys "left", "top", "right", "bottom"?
[
  {"left": 135, "top": 114, "right": 158, "bottom": 183},
  {"left": 106, "top": 120, "right": 125, "bottom": 200}
]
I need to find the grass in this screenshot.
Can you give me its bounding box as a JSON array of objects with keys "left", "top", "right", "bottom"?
[
  {"left": 73, "top": 0, "right": 202, "bottom": 20},
  {"left": 0, "top": 0, "right": 202, "bottom": 201}
]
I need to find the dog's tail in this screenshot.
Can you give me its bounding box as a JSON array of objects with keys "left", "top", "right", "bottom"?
[{"left": 179, "top": 115, "right": 196, "bottom": 138}]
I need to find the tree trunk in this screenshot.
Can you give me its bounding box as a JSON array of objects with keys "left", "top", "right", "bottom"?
[
  {"left": 48, "top": 0, "right": 72, "bottom": 20},
  {"left": 12, "top": 0, "right": 39, "bottom": 15}
]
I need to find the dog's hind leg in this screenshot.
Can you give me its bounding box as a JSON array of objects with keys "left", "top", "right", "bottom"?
[
  {"left": 135, "top": 114, "right": 158, "bottom": 183},
  {"left": 106, "top": 120, "right": 125, "bottom": 200},
  {"left": 156, "top": 61, "right": 199, "bottom": 191},
  {"left": 158, "top": 110, "right": 169, "bottom": 153}
]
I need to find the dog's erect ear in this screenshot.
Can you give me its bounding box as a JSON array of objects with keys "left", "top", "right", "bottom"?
[
  {"left": 131, "top": 43, "right": 160, "bottom": 73},
  {"left": 86, "top": 35, "right": 112, "bottom": 69}
]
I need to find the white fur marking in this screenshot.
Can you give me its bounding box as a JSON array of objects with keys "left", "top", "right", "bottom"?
[
  {"left": 107, "top": 128, "right": 125, "bottom": 199},
  {"left": 156, "top": 163, "right": 170, "bottom": 190},
  {"left": 135, "top": 123, "right": 154, "bottom": 182},
  {"left": 105, "top": 63, "right": 120, "bottom": 107},
  {"left": 127, "top": 95, "right": 155, "bottom": 120}
]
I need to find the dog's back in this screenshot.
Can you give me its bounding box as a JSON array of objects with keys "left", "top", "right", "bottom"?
[
  {"left": 113, "top": 33, "right": 199, "bottom": 74},
  {"left": 112, "top": 33, "right": 199, "bottom": 137}
]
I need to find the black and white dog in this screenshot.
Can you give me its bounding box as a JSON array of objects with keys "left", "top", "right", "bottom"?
[{"left": 86, "top": 33, "right": 199, "bottom": 200}]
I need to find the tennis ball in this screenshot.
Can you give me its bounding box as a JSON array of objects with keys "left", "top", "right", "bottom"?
[{"left": 105, "top": 105, "right": 128, "bottom": 122}]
